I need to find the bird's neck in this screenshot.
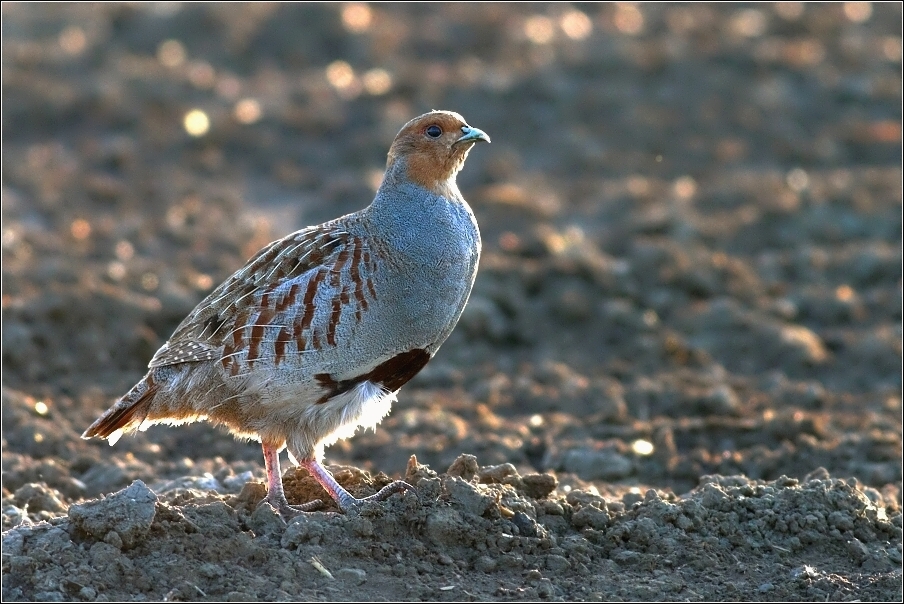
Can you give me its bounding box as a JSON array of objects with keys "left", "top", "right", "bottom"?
[
  {"left": 381, "top": 155, "right": 463, "bottom": 200},
  {"left": 365, "top": 160, "right": 476, "bottom": 248}
]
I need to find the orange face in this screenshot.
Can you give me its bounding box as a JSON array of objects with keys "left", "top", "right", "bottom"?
[{"left": 386, "top": 111, "right": 490, "bottom": 193}]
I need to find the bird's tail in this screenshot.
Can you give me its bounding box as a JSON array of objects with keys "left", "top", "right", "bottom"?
[{"left": 82, "top": 374, "right": 158, "bottom": 445}]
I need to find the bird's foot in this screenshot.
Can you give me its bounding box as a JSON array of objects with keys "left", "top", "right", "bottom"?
[
  {"left": 298, "top": 459, "right": 418, "bottom": 513},
  {"left": 334, "top": 479, "right": 418, "bottom": 513},
  {"left": 260, "top": 443, "right": 329, "bottom": 520},
  {"left": 257, "top": 493, "right": 324, "bottom": 520}
]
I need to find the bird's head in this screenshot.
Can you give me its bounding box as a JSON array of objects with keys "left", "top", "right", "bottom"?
[{"left": 385, "top": 110, "right": 490, "bottom": 196}]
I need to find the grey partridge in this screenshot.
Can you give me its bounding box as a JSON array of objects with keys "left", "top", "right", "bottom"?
[{"left": 83, "top": 110, "right": 490, "bottom": 518}]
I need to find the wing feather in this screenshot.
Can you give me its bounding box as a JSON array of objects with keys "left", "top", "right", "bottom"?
[{"left": 148, "top": 222, "right": 355, "bottom": 369}]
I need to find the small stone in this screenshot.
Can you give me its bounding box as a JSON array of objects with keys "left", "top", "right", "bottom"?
[
  {"left": 545, "top": 554, "right": 570, "bottom": 572},
  {"left": 804, "top": 467, "right": 831, "bottom": 482},
  {"left": 477, "top": 463, "right": 519, "bottom": 484},
  {"left": 643, "top": 489, "right": 661, "bottom": 503},
  {"left": 473, "top": 556, "right": 497, "bottom": 573},
  {"left": 846, "top": 538, "right": 869, "bottom": 562},
  {"left": 622, "top": 491, "right": 643, "bottom": 508},
  {"left": 791, "top": 565, "right": 819, "bottom": 580},
  {"left": 561, "top": 448, "right": 633, "bottom": 481},
  {"left": 249, "top": 499, "right": 286, "bottom": 536},
  {"left": 445, "top": 477, "right": 494, "bottom": 516},
  {"left": 405, "top": 455, "right": 438, "bottom": 485},
  {"left": 232, "top": 481, "right": 267, "bottom": 511},
  {"left": 565, "top": 490, "right": 608, "bottom": 509},
  {"left": 700, "top": 484, "right": 729, "bottom": 508},
  {"left": 521, "top": 474, "right": 557, "bottom": 499},
  {"left": 536, "top": 578, "right": 555, "bottom": 599},
  {"left": 336, "top": 568, "right": 367, "bottom": 585},
  {"left": 538, "top": 500, "right": 565, "bottom": 516},
  {"left": 498, "top": 553, "right": 524, "bottom": 569},
  {"left": 571, "top": 505, "right": 610, "bottom": 530},
  {"left": 512, "top": 512, "right": 538, "bottom": 537},
  {"left": 446, "top": 454, "right": 479, "bottom": 481}
]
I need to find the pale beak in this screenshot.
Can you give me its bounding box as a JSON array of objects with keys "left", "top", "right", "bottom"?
[{"left": 455, "top": 125, "right": 491, "bottom": 145}]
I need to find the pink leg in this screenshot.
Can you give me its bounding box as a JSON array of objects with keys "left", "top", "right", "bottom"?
[
  {"left": 260, "top": 443, "right": 322, "bottom": 519},
  {"left": 300, "top": 458, "right": 416, "bottom": 512}
]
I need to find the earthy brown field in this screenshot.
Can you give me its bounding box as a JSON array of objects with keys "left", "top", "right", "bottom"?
[{"left": 3, "top": 3, "right": 901, "bottom": 601}]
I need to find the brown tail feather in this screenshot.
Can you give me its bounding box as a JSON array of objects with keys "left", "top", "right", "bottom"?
[{"left": 82, "top": 376, "right": 158, "bottom": 440}]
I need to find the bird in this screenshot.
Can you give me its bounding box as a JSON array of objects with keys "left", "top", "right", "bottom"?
[{"left": 83, "top": 110, "right": 490, "bottom": 519}]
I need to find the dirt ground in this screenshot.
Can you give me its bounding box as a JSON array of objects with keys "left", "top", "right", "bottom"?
[{"left": 2, "top": 3, "right": 901, "bottom": 601}]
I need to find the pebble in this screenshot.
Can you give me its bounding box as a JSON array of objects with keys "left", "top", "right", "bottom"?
[
  {"left": 560, "top": 448, "right": 633, "bottom": 481},
  {"left": 336, "top": 568, "right": 367, "bottom": 585}
]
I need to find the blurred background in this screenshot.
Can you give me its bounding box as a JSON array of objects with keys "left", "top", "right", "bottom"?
[{"left": 2, "top": 3, "right": 901, "bottom": 505}]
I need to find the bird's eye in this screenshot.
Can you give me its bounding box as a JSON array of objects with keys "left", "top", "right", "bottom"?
[{"left": 425, "top": 125, "right": 442, "bottom": 138}]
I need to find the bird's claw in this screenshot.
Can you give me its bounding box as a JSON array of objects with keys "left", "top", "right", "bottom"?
[
  {"left": 336, "top": 479, "right": 418, "bottom": 513},
  {"left": 257, "top": 495, "right": 324, "bottom": 521}
]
